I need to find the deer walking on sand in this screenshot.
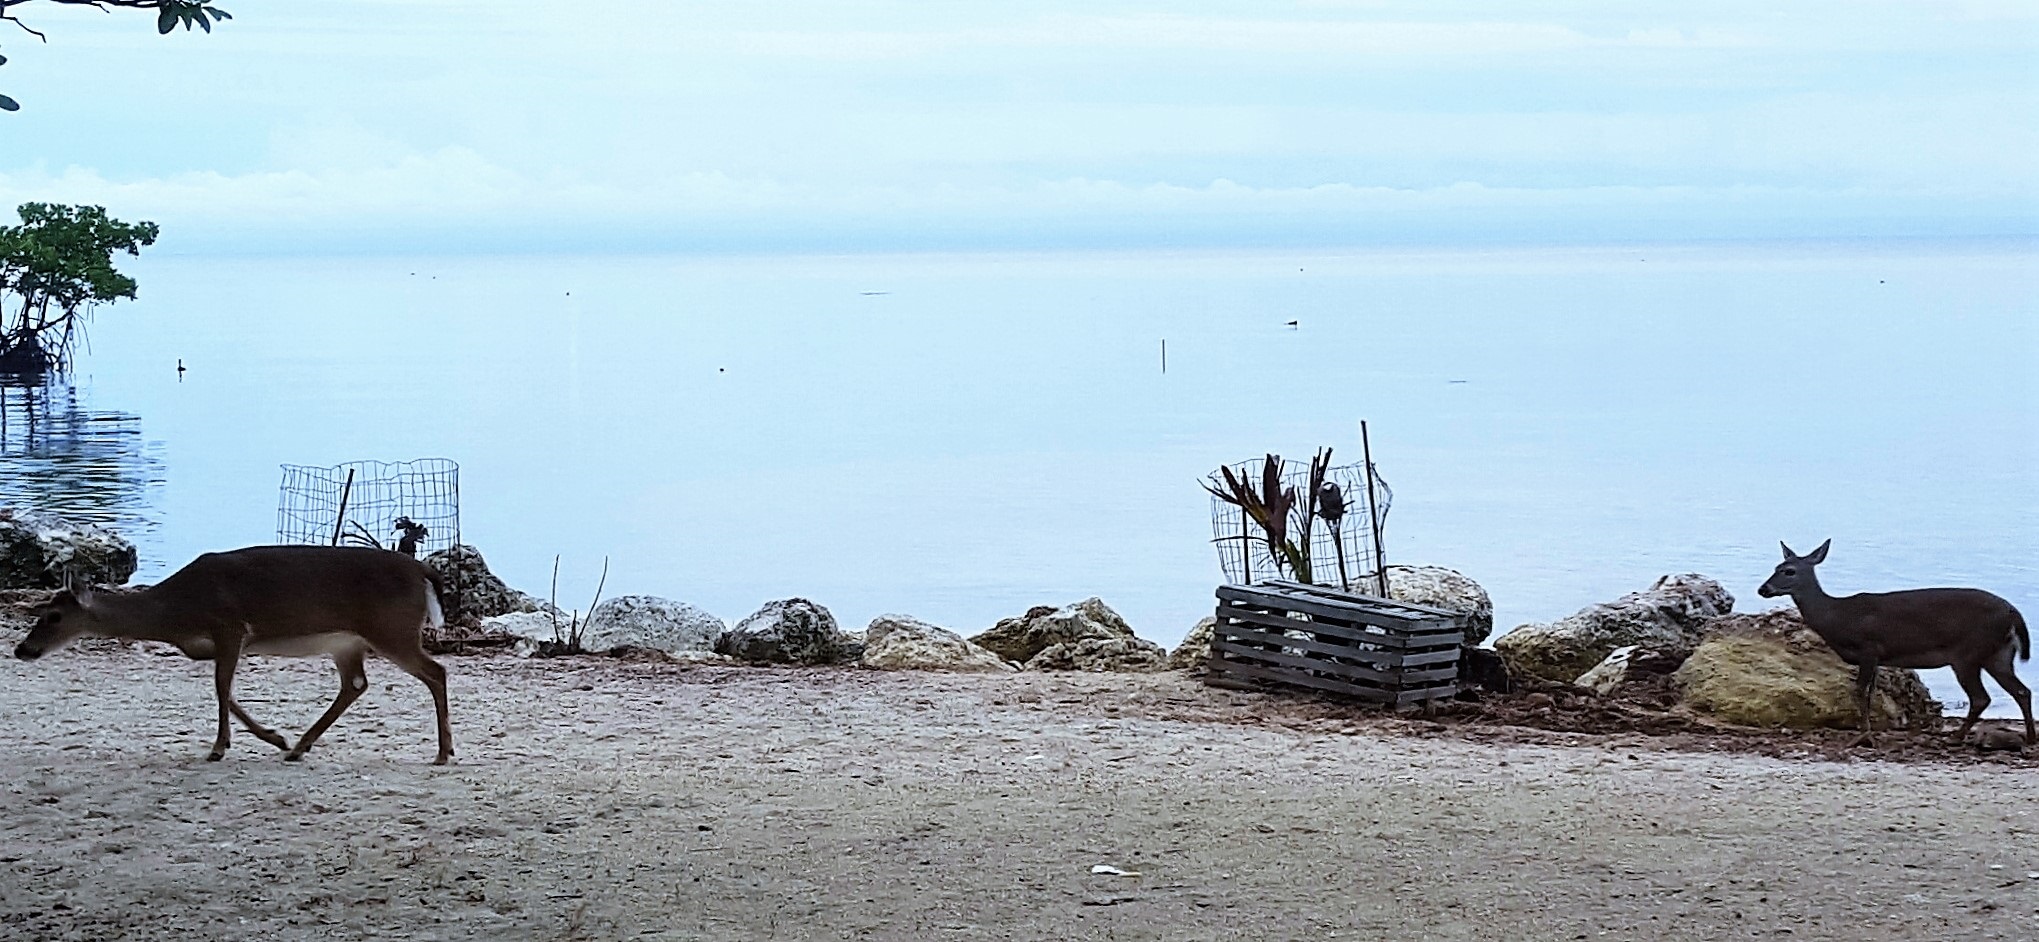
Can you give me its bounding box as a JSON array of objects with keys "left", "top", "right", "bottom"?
[
  {"left": 1758, "top": 539, "right": 2033, "bottom": 747},
  {"left": 13, "top": 545, "right": 454, "bottom": 764}
]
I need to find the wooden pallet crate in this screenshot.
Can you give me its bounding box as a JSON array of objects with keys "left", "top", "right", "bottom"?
[{"left": 1206, "top": 579, "right": 1466, "bottom": 706}]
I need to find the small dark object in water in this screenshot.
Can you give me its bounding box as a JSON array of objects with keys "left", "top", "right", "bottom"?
[{"left": 1285, "top": 320, "right": 1298, "bottom": 329}]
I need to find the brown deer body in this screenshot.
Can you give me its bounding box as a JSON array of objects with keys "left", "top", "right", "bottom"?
[
  {"left": 1759, "top": 540, "right": 2033, "bottom": 746},
  {"left": 13, "top": 545, "right": 454, "bottom": 764}
]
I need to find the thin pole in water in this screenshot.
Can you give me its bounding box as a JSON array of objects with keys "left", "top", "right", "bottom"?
[
  {"left": 1360, "top": 420, "right": 1388, "bottom": 597},
  {"left": 1160, "top": 338, "right": 1167, "bottom": 374}
]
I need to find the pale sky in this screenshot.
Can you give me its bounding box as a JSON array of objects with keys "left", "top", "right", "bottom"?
[{"left": 0, "top": 1, "right": 2034, "bottom": 253}]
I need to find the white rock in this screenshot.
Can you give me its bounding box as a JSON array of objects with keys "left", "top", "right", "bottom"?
[
  {"left": 581, "top": 595, "right": 725, "bottom": 656},
  {"left": 861, "top": 615, "right": 1014, "bottom": 672}
]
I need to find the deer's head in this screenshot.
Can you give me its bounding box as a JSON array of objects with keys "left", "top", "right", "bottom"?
[
  {"left": 1758, "top": 539, "right": 1830, "bottom": 599},
  {"left": 14, "top": 586, "right": 102, "bottom": 661}
]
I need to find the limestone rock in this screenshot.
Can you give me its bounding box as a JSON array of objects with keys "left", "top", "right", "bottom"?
[
  {"left": 1024, "top": 636, "right": 1168, "bottom": 672},
  {"left": 1494, "top": 573, "right": 1733, "bottom": 684},
  {"left": 1673, "top": 609, "right": 1941, "bottom": 731},
  {"left": 861, "top": 615, "right": 1014, "bottom": 672},
  {"left": 1385, "top": 565, "right": 1494, "bottom": 645},
  {"left": 422, "top": 544, "right": 540, "bottom": 622},
  {"left": 719, "top": 598, "right": 860, "bottom": 665},
  {"left": 580, "top": 595, "right": 725, "bottom": 656},
  {"left": 969, "top": 597, "right": 1138, "bottom": 664},
  {"left": 0, "top": 508, "right": 137, "bottom": 589},
  {"left": 1576, "top": 643, "right": 1693, "bottom": 696},
  {"left": 481, "top": 610, "right": 565, "bottom": 646},
  {"left": 1166, "top": 616, "right": 1217, "bottom": 671}
]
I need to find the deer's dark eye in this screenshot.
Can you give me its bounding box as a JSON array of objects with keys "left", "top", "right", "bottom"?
[
  {"left": 41, "top": 611, "right": 61, "bottom": 624},
  {"left": 1781, "top": 568, "right": 1797, "bottom": 577}
]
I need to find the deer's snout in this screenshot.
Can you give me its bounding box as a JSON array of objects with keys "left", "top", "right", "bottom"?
[
  {"left": 1757, "top": 584, "right": 1778, "bottom": 598},
  {"left": 14, "top": 640, "right": 44, "bottom": 661}
]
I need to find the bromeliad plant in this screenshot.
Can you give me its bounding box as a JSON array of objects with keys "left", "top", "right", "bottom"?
[{"left": 1203, "top": 447, "right": 1336, "bottom": 585}]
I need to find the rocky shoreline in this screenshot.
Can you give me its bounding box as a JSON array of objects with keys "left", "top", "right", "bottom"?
[{"left": 2, "top": 509, "right": 2026, "bottom": 762}]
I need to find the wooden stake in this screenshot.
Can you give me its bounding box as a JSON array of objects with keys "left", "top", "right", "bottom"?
[
  {"left": 329, "top": 468, "right": 356, "bottom": 546},
  {"left": 1360, "top": 421, "right": 1388, "bottom": 597}
]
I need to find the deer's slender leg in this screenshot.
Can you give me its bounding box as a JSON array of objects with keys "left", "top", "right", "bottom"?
[
  {"left": 1982, "top": 650, "right": 2033, "bottom": 745},
  {"left": 1953, "top": 663, "right": 1991, "bottom": 743},
  {"left": 1851, "top": 660, "right": 1879, "bottom": 747},
  {"left": 286, "top": 648, "right": 369, "bottom": 762},
  {"left": 207, "top": 628, "right": 246, "bottom": 761},
  {"left": 368, "top": 641, "right": 454, "bottom": 765},
  {"left": 228, "top": 698, "right": 291, "bottom": 751}
]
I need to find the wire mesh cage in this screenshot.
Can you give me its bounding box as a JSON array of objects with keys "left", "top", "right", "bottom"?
[
  {"left": 277, "top": 458, "right": 460, "bottom": 555},
  {"left": 1207, "top": 456, "right": 1391, "bottom": 591}
]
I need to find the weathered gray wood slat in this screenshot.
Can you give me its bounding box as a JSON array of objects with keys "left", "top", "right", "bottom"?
[
  {"left": 1212, "top": 640, "right": 1459, "bottom": 688},
  {"left": 1206, "top": 658, "right": 1392, "bottom": 701},
  {"left": 1210, "top": 627, "right": 1463, "bottom": 681},
  {"left": 1211, "top": 637, "right": 1402, "bottom": 685},
  {"left": 1217, "top": 585, "right": 1460, "bottom": 633},
  {"left": 1212, "top": 621, "right": 1442, "bottom": 669},
  {"left": 1213, "top": 624, "right": 1393, "bottom": 664},
  {"left": 1217, "top": 605, "right": 1410, "bottom": 651},
  {"left": 1397, "top": 647, "right": 1464, "bottom": 668},
  {"left": 1259, "top": 579, "right": 1464, "bottom": 619},
  {"left": 1217, "top": 602, "right": 1464, "bottom": 650},
  {"left": 1206, "top": 659, "right": 1459, "bottom": 705},
  {"left": 1205, "top": 580, "right": 1465, "bottom": 705}
]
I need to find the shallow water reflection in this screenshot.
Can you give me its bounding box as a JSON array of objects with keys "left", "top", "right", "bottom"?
[{"left": 0, "top": 378, "right": 166, "bottom": 545}]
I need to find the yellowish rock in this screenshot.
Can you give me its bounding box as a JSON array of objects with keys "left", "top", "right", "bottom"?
[{"left": 1673, "top": 610, "right": 1940, "bottom": 730}]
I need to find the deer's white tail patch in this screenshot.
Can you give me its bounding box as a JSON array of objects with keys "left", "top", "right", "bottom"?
[{"left": 424, "top": 581, "right": 445, "bottom": 633}]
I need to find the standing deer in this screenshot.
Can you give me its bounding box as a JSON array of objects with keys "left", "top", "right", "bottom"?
[
  {"left": 1758, "top": 539, "right": 2033, "bottom": 746},
  {"left": 12, "top": 545, "right": 454, "bottom": 764}
]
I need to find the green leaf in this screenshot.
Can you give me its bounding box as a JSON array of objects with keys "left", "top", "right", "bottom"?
[
  {"left": 0, "top": 95, "right": 17, "bottom": 113},
  {"left": 157, "top": 5, "right": 178, "bottom": 34},
  {"left": 196, "top": 10, "right": 211, "bottom": 33},
  {"left": 0, "top": 54, "right": 9, "bottom": 66},
  {"left": 211, "top": 8, "right": 233, "bottom": 21}
]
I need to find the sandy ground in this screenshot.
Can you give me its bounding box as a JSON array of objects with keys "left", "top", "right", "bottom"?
[{"left": 2, "top": 647, "right": 2038, "bottom": 942}]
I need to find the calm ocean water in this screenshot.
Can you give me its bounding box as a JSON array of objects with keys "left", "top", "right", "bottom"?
[{"left": 5, "top": 239, "right": 2035, "bottom": 713}]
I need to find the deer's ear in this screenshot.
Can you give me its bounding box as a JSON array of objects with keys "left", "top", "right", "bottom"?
[
  {"left": 1805, "top": 539, "right": 1830, "bottom": 565},
  {"left": 1779, "top": 541, "right": 1797, "bottom": 561}
]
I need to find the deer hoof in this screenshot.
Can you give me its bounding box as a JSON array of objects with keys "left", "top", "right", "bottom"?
[
  {"left": 433, "top": 754, "right": 452, "bottom": 766},
  {"left": 283, "top": 751, "right": 305, "bottom": 763},
  {"left": 204, "top": 750, "right": 225, "bottom": 762}
]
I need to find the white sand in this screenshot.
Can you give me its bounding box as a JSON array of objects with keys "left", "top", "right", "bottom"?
[{"left": 2, "top": 647, "right": 2036, "bottom": 941}]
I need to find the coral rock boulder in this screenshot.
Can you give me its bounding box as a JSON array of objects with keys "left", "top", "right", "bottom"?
[
  {"left": 1494, "top": 573, "right": 1733, "bottom": 684},
  {"left": 969, "top": 597, "right": 1134, "bottom": 664},
  {"left": 1166, "top": 616, "right": 1217, "bottom": 671},
  {"left": 0, "top": 508, "right": 137, "bottom": 590},
  {"left": 580, "top": 595, "right": 725, "bottom": 656},
  {"left": 862, "top": 615, "right": 1014, "bottom": 672},
  {"left": 421, "top": 545, "right": 540, "bottom": 623},
  {"left": 1026, "top": 636, "right": 1167, "bottom": 673},
  {"left": 1673, "top": 609, "right": 1941, "bottom": 731},
  {"left": 720, "top": 598, "right": 861, "bottom": 665},
  {"left": 1385, "top": 565, "right": 1494, "bottom": 645}
]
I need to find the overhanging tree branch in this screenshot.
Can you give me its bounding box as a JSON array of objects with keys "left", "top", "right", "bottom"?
[{"left": 1, "top": 0, "right": 232, "bottom": 111}]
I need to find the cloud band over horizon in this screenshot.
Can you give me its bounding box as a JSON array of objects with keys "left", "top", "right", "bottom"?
[{"left": 1, "top": 2, "right": 2033, "bottom": 254}]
